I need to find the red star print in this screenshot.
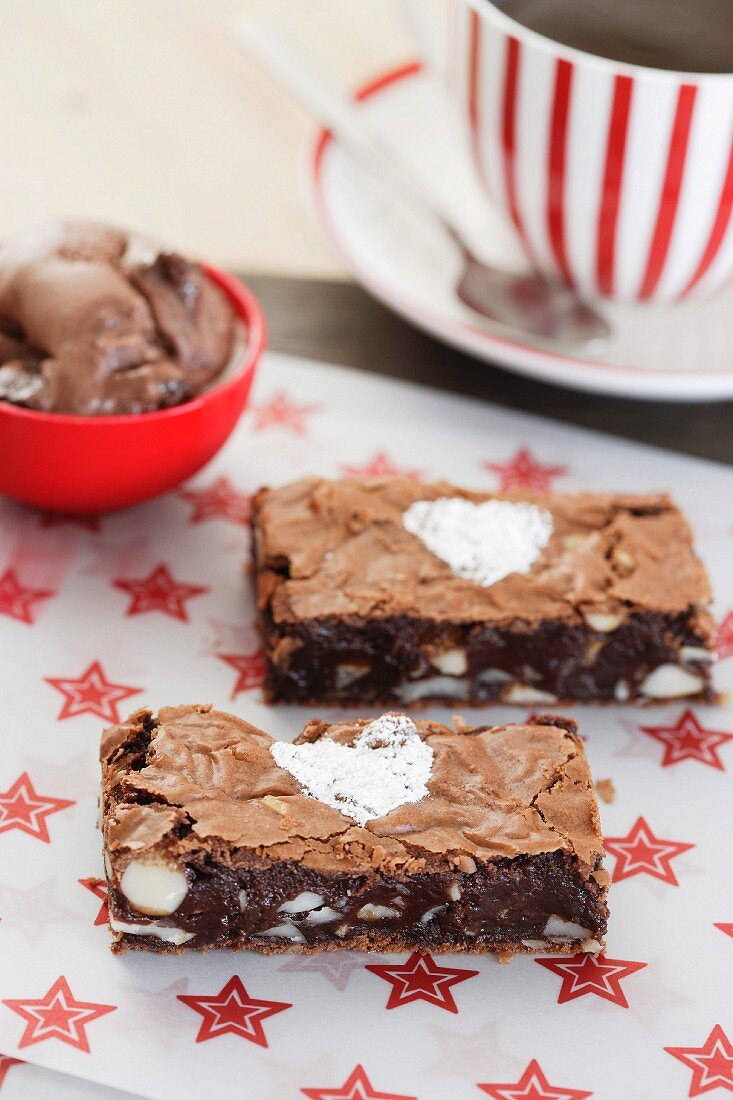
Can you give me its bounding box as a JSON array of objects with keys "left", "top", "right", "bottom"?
[
  {"left": 0, "top": 569, "right": 54, "bottom": 625},
  {"left": 714, "top": 923, "right": 733, "bottom": 938},
  {"left": 0, "top": 773, "right": 74, "bottom": 843},
  {"left": 113, "top": 564, "right": 208, "bottom": 621},
  {"left": 218, "top": 650, "right": 265, "bottom": 697},
  {"left": 251, "top": 390, "right": 320, "bottom": 434},
  {"left": 640, "top": 709, "right": 733, "bottom": 770},
  {"left": 178, "top": 975, "right": 291, "bottom": 1046},
  {"left": 484, "top": 447, "right": 567, "bottom": 491},
  {"left": 301, "top": 1064, "right": 416, "bottom": 1100},
  {"left": 604, "top": 816, "right": 694, "bottom": 886},
  {"left": 39, "top": 512, "right": 101, "bottom": 532},
  {"left": 340, "top": 452, "right": 422, "bottom": 480},
  {"left": 180, "top": 477, "right": 251, "bottom": 526},
  {"left": 78, "top": 878, "right": 108, "bottom": 926},
  {"left": 0, "top": 1055, "right": 24, "bottom": 1089},
  {"left": 364, "top": 951, "right": 478, "bottom": 1013},
  {"left": 45, "top": 660, "right": 142, "bottom": 722},
  {"left": 535, "top": 954, "right": 647, "bottom": 1008},
  {"left": 3, "top": 976, "right": 116, "bottom": 1052},
  {"left": 665, "top": 1025, "right": 733, "bottom": 1097},
  {"left": 279, "top": 952, "right": 366, "bottom": 992},
  {"left": 716, "top": 611, "right": 733, "bottom": 660},
  {"left": 478, "top": 1059, "right": 593, "bottom": 1099}
]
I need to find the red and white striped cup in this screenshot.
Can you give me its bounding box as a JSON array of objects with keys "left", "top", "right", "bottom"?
[{"left": 445, "top": 0, "right": 733, "bottom": 303}]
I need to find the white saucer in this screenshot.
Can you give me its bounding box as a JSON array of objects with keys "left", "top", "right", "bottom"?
[{"left": 307, "top": 62, "right": 733, "bottom": 402}]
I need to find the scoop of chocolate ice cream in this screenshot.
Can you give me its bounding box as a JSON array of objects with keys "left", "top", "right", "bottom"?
[{"left": 0, "top": 222, "right": 237, "bottom": 415}]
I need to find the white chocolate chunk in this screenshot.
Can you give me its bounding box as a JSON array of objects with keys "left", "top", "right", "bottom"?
[
  {"left": 259, "top": 920, "right": 306, "bottom": 943},
  {"left": 335, "top": 663, "right": 370, "bottom": 689},
  {"left": 522, "top": 934, "right": 601, "bottom": 954},
  {"left": 279, "top": 891, "right": 324, "bottom": 914},
  {"left": 562, "top": 532, "right": 592, "bottom": 552},
  {"left": 477, "top": 667, "right": 512, "bottom": 684},
  {"left": 447, "top": 883, "right": 461, "bottom": 902},
  {"left": 104, "top": 851, "right": 113, "bottom": 881},
  {"left": 680, "top": 646, "right": 716, "bottom": 664},
  {"left": 503, "top": 684, "right": 558, "bottom": 705},
  {"left": 430, "top": 648, "right": 468, "bottom": 676},
  {"left": 582, "top": 610, "right": 625, "bottom": 632},
  {"left": 305, "top": 906, "right": 341, "bottom": 924},
  {"left": 238, "top": 890, "right": 248, "bottom": 911},
  {"left": 398, "top": 676, "right": 470, "bottom": 702},
  {"left": 109, "top": 918, "right": 194, "bottom": 946},
  {"left": 420, "top": 904, "right": 447, "bottom": 923},
  {"left": 357, "top": 903, "right": 400, "bottom": 921},
  {"left": 614, "top": 679, "right": 630, "bottom": 701},
  {"left": 640, "top": 664, "right": 703, "bottom": 699},
  {"left": 120, "top": 858, "right": 188, "bottom": 917},
  {"left": 543, "top": 915, "right": 592, "bottom": 942}
]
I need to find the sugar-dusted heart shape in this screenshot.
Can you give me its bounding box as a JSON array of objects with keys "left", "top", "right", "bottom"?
[
  {"left": 403, "top": 497, "right": 553, "bottom": 587},
  {"left": 270, "top": 714, "right": 433, "bottom": 827}
]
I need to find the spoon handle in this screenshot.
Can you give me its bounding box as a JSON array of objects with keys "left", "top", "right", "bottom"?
[{"left": 232, "top": 17, "right": 454, "bottom": 227}]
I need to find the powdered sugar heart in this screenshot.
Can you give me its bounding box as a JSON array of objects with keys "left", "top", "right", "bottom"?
[
  {"left": 403, "top": 497, "right": 553, "bottom": 587},
  {"left": 270, "top": 714, "right": 433, "bottom": 827}
]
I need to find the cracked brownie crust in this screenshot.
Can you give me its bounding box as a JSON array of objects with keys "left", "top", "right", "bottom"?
[
  {"left": 251, "top": 478, "right": 715, "bottom": 706},
  {"left": 100, "top": 705, "right": 609, "bottom": 956}
]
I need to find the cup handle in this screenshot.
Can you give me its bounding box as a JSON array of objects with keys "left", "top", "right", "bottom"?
[{"left": 394, "top": 0, "right": 445, "bottom": 73}]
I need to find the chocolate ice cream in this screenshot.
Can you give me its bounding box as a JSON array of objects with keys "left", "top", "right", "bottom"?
[{"left": 0, "top": 222, "right": 237, "bottom": 415}]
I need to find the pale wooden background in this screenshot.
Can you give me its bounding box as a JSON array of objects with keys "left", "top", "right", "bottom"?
[{"left": 0, "top": 0, "right": 434, "bottom": 277}]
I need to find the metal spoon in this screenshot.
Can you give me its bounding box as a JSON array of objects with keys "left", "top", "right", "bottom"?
[{"left": 233, "top": 17, "right": 610, "bottom": 351}]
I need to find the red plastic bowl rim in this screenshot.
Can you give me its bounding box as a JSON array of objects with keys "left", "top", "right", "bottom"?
[{"left": 0, "top": 265, "right": 267, "bottom": 427}]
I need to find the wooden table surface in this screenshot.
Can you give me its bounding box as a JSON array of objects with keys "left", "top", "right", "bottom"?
[{"left": 247, "top": 274, "right": 733, "bottom": 467}]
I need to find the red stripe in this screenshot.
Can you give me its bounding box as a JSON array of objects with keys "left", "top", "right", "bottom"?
[
  {"left": 596, "top": 75, "right": 634, "bottom": 296},
  {"left": 680, "top": 136, "right": 733, "bottom": 297},
  {"left": 501, "top": 37, "right": 531, "bottom": 252},
  {"left": 467, "top": 10, "right": 483, "bottom": 180},
  {"left": 546, "top": 58, "right": 574, "bottom": 284},
  {"left": 638, "top": 84, "right": 698, "bottom": 300}
]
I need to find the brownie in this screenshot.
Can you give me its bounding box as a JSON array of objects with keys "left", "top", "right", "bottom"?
[
  {"left": 251, "top": 478, "right": 715, "bottom": 706},
  {"left": 100, "top": 704, "right": 609, "bottom": 956}
]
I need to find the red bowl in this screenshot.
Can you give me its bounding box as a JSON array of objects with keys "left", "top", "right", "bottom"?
[{"left": 0, "top": 267, "right": 266, "bottom": 515}]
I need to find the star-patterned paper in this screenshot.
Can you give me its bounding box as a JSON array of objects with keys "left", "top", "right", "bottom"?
[
  {"left": 250, "top": 390, "right": 321, "bottom": 434},
  {"left": 177, "top": 976, "right": 291, "bottom": 1047},
  {"left": 112, "top": 564, "right": 208, "bottom": 621},
  {"left": 0, "top": 353, "right": 730, "bottom": 1100},
  {"left": 665, "top": 1025, "right": 733, "bottom": 1097},
  {"left": 217, "top": 649, "right": 266, "bottom": 697},
  {"left": 0, "top": 775, "right": 74, "bottom": 843},
  {"left": 45, "top": 661, "right": 142, "bottom": 724},
  {"left": 0, "top": 1055, "right": 24, "bottom": 1090},
  {"left": 0, "top": 568, "right": 54, "bottom": 625},
  {"left": 640, "top": 709, "right": 733, "bottom": 770},
  {"left": 2, "top": 977, "right": 116, "bottom": 1053},
  {"left": 535, "top": 954, "right": 648, "bottom": 1008},
  {"left": 340, "top": 451, "right": 423, "bottom": 479},
  {"left": 179, "top": 476, "right": 252, "bottom": 526},
  {"left": 301, "top": 1064, "right": 417, "bottom": 1100},
  {"left": 604, "top": 817, "right": 695, "bottom": 886},
  {"left": 478, "top": 1059, "right": 593, "bottom": 1100},
  {"left": 365, "top": 952, "right": 478, "bottom": 1012},
  {"left": 483, "top": 447, "right": 567, "bottom": 491},
  {"left": 78, "top": 878, "right": 109, "bottom": 927}
]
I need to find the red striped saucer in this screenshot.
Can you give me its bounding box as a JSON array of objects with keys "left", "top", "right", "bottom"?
[{"left": 307, "top": 62, "right": 733, "bottom": 402}]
